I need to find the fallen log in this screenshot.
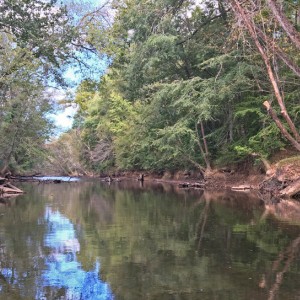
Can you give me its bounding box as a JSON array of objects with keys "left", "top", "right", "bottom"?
[
  {"left": 178, "top": 182, "right": 205, "bottom": 189},
  {"left": 4, "top": 183, "right": 23, "bottom": 193},
  {"left": 0, "top": 182, "right": 24, "bottom": 195},
  {"left": 178, "top": 182, "right": 190, "bottom": 188},
  {"left": 231, "top": 185, "right": 251, "bottom": 191},
  {"left": 280, "top": 178, "right": 300, "bottom": 198},
  {"left": 190, "top": 182, "right": 205, "bottom": 189}
]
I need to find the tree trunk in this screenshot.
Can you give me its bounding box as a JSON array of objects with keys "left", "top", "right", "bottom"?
[
  {"left": 261, "top": 157, "right": 271, "bottom": 171},
  {"left": 228, "top": 102, "right": 234, "bottom": 142},
  {"left": 280, "top": 178, "right": 300, "bottom": 198},
  {"left": 263, "top": 101, "right": 300, "bottom": 151},
  {"left": 195, "top": 121, "right": 212, "bottom": 172},
  {"left": 252, "top": 153, "right": 271, "bottom": 171},
  {"left": 0, "top": 182, "right": 24, "bottom": 196},
  {"left": 0, "top": 163, "right": 9, "bottom": 176},
  {"left": 229, "top": 0, "right": 300, "bottom": 150}
]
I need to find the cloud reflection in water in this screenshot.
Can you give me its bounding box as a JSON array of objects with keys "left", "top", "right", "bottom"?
[{"left": 39, "top": 207, "right": 114, "bottom": 300}]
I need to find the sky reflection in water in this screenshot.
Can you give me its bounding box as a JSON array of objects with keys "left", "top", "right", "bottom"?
[{"left": 38, "top": 207, "right": 114, "bottom": 300}]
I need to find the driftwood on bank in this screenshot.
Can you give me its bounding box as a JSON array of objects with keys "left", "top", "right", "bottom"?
[
  {"left": 178, "top": 182, "right": 205, "bottom": 189},
  {"left": 0, "top": 177, "right": 24, "bottom": 197},
  {"left": 259, "top": 172, "right": 300, "bottom": 200},
  {"left": 280, "top": 178, "right": 300, "bottom": 198},
  {"left": 231, "top": 185, "right": 252, "bottom": 191}
]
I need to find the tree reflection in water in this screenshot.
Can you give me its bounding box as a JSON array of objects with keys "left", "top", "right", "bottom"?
[
  {"left": 38, "top": 207, "right": 114, "bottom": 300},
  {"left": 2, "top": 182, "right": 300, "bottom": 299}
]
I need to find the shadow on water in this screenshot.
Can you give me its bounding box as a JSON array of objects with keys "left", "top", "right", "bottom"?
[{"left": 0, "top": 180, "right": 299, "bottom": 299}]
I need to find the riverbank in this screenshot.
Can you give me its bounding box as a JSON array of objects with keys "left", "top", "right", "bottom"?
[
  {"left": 107, "top": 154, "right": 300, "bottom": 200},
  {"left": 5, "top": 152, "right": 300, "bottom": 200}
]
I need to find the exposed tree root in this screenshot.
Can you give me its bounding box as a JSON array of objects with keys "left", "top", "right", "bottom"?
[{"left": 0, "top": 177, "right": 24, "bottom": 197}]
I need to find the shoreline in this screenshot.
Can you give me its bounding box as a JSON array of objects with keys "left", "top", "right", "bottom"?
[{"left": 7, "top": 163, "right": 300, "bottom": 200}]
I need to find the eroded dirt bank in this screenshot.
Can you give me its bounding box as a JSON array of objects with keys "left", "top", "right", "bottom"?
[
  {"left": 6, "top": 154, "right": 300, "bottom": 201},
  {"left": 114, "top": 156, "right": 300, "bottom": 200}
]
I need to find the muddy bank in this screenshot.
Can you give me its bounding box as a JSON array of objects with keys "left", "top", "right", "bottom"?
[
  {"left": 7, "top": 154, "right": 300, "bottom": 201},
  {"left": 109, "top": 169, "right": 264, "bottom": 190},
  {"left": 106, "top": 160, "right": 300, "bottom": 200}
]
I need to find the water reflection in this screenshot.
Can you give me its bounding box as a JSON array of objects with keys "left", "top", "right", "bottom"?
[
  {"left": 1, "top": 181, "right": 300, "bottom": 299},
  {"left": 39, "top": 207, "right": 114, "bottom": 300},
  {"left": 264, "top": 199, "right": 300, "bottom": 225},
  {"left": 34, "top": 176, "right": 80, "bottom": 182}
]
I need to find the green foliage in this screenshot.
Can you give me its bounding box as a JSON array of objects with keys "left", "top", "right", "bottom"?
[
  {"left": 0, "top": 0, "right": 98, "bottom": 175},
  {"left": 0, "top": 75, "right": 55, "bottom": 174},
  {"left": 248, "top": 123, "right": 286, "bottom": 156},
  {"left": 73, "top": 75, "right": 139, "bottom": 172},
  {"left": 48, "top": 0, "right": 300, "bottom": 174},
  {"left": 74, "top": 79, "right": 99, "bottom": 112},
  {"left": 0, "top": 0, "right": 299, "bottom": 174},
  {"left": 0, "top": 0, "right": 80, "bottom": 84}
]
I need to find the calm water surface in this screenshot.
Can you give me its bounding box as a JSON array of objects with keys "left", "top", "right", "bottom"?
[{"left": 0, "top": 179, "right": 299, "bottom": 299}]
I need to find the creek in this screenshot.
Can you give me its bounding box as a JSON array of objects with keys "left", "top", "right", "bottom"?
[{"left": 0, "top": 178, "right": 299, "bottom": 299}]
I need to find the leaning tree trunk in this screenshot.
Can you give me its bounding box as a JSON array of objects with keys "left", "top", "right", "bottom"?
[
  {"left": 0, "top": 154, "right": 12, "bottom": 176},
  {"left": 263, "top": 101, "right": 300, "bottom": 152},
  {"left": 280, "top": 178, "right": 300, "bottom": 198},
  {"left": 228, "top": 0, "right": 300, "bottom": 151}
]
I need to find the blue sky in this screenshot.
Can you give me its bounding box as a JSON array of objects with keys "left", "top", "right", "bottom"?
[
  {"left": 51, "top": 0, "right": 111, "bottom": 132},
  {"left": 51, "top": 57, "right": 108, "bottom": 132}
]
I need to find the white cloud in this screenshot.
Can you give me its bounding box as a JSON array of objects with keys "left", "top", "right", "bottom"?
[
  {"left": 46, "top": 86, "right": 77, "bottom": 131},
  {"left": 52, "top": 105, "right": 77, "bottom": 129}
]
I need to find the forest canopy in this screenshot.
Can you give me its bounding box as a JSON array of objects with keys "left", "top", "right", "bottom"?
[{"left": 1, "top": 0, "right": 300, "bottom": 176}]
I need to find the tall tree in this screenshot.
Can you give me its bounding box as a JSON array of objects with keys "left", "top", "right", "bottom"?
[
  {"left": 0, "top": 0, "right": 89, "bottom": 174},
  {"left": 227, "top": 0, "right": 300, "bottom": 151}
]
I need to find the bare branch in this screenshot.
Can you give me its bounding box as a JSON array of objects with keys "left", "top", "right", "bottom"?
[
  {"left": 229, "top": 0, "right": 300, "bottom": 145},
  {"left": 266, "top": 0, "right": 300, "bottom": 50}
]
